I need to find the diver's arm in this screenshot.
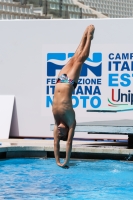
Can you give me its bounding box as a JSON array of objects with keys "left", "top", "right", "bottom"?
[
  {"left": 61, "top": 121, "right": 76, "bottom": 167},
  {"left": 53, "top": 125, "right": 61, "bottom": 165}
]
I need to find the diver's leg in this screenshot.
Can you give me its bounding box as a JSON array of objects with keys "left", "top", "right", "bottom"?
[
  {"left": 74, "top": 25, "right": 94, "bottom": 58},
  {"left": 58, "top": 25, "right": 93, "bottom": 77},
  {"left": 67, "top": 25, "right": 95, "bottom": 82}
]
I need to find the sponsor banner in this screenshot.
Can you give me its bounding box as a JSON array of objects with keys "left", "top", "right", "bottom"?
[
  {"left": 42, "top": 44, "right": 133, "bottom": 117},
  {"left": 107, "top": 51, "right": 133, "bottom": 107}
]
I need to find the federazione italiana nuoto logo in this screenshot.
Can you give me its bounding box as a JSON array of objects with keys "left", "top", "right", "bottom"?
[{"left": 46, "top": 52, "right": 102, "bottom": 109}]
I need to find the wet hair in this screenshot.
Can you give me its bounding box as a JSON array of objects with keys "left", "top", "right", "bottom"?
[
  {"left": 60, "top": 132, "right": 68, "bottom": 141},
  {"left": 58, "top": 126, "right": 69, "bottom": 141}
]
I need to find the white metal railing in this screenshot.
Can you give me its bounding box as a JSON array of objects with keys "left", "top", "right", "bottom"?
[
  {"left": 0, "top": 5, "right": 3, "bottom": 10},
  {"left": 12, "top": 6, "right": 16, "bottom": 12},
  {"left": 3, "top": 4, "right": 7, "bottom": 11}
]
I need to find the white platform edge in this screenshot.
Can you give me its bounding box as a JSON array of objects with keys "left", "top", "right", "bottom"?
[{"left": 0, "top": 95, "right": 14, "bottom": 139}]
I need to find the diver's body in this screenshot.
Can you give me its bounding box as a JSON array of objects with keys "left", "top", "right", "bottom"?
[{"left": 52, "top": 25, "right": 95, "bottom": 168}]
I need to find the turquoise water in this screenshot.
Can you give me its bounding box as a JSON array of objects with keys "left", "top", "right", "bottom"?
[{"left": 0, "top": 158, "right": 133, "bottom": 200}]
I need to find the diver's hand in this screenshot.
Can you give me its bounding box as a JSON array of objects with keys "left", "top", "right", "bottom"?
[
  {"left": 57, "top": 162, "right": 69, "bottom": 169},
  {"left": 61, "top": 163, "right": 69, "bottom": 169},
  {"left": 61, "top": 160, "right": 69, "bottom": 168}
]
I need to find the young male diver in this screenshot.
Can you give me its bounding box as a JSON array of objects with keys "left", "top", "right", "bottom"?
[{"left": 52, "top": 25, "right": 95, "bottom": 168}]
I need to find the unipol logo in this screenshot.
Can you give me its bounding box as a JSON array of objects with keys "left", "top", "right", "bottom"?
[{"left": 47, "top": 52, "right": 102, "bottom": 77}]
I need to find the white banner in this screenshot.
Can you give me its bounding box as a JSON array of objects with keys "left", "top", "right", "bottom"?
[
  {"left": 0, "top": 19, "right": 133, "bottom": 138},
  {"left": 42, "top": 44, "right": 133, "bottom": 118}
]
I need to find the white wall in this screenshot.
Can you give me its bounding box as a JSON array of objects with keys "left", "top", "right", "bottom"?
[{"left": 0, "top": 19, "right": 133, "bottom": 138}]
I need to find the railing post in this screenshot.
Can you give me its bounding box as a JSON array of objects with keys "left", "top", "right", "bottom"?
[
  {"left": 59, "top": 0, "right": 62, "bottom": 18},
  {"left": 128, "top": 135, "right": 133, "bottom": 148},
  {"left": 43, "top": 0, "right": 47, "bottom": 15},
  {"left": 80, "top": 7, "right": 82, "bottom": 18}
]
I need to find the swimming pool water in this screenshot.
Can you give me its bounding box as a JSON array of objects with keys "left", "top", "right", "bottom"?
[{"left": 0, "top": 158, "right": 133, "bottom": 200}]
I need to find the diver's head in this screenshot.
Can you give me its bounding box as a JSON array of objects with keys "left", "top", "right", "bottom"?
[{"left": 57, "top": 123, "right": 69, "bottom": 141}]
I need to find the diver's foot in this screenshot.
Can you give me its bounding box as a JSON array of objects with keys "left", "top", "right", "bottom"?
[{"left": 88, "top": 24, "right": 95, "bottom": 40}]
